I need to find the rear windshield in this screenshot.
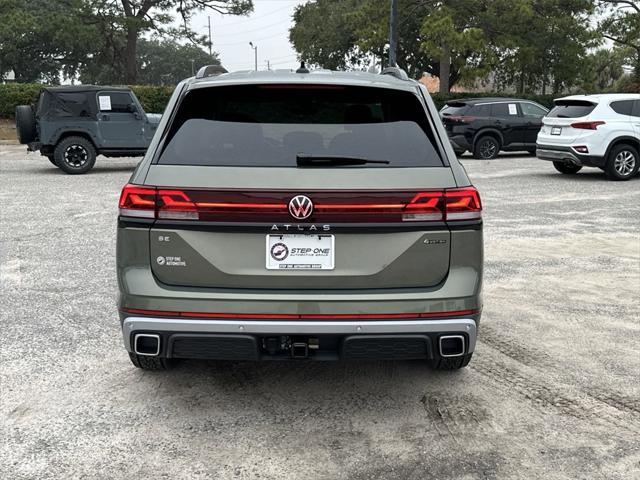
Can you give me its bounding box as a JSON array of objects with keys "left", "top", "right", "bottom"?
[
  {"left": 157, "top": 85, "right": 443, "bottom": 167},
  {"left": 547, "top": 101, "right": 596, "bottom": 118}
]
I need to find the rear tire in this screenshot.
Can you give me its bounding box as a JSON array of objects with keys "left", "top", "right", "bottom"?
[
  {"left": 431, "top": 353, "right": 473, "bottom": 370},
  {"left": 473, "top": 136, "right": 500, "bottom": 159},
  {"left": 128, "top": 352, "right": 173, "bottom": 370},
  {"left": 553, "top": 161, "right": 582, "bottom": 174},
  {"left": 15, "top": 105, "right": 37, "bottom": 144},
  {"left": 46, "top": 155, "right": 56, "bottom": 166},
  {"left": 54, "top": 136, "right": 96, "bottom": 174},
  {"left": 605, "top": 144, "right": 639, "bottom": 181}
]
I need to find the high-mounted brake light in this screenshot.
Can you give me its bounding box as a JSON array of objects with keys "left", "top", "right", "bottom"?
[
  {"left": 118, "top": 184, "right": 156, "bottom": 218},
  {"left": 570, "top": 121, "right": 605, "bottom": 130}
]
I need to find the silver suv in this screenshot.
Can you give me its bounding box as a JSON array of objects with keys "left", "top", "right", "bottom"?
[{"left": 117, "top": 66, "right": 483, "bottom": 370}]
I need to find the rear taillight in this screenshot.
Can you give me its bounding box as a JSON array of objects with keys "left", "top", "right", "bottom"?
[
  {"left": 118, "top": 184, "right": 156, "bottom": 218},
  {"left": 403, "top": 192, "right": 444, "bottom": 221},
  {"left": 570, "top": 121, "right": 605, "bottom": 130},
  {"left": 118, "top": 186, "right": 482, "bottom": 223},
  {"left": 157, "top": 189, "right": 198, "bottom": 220},
  {"left": 447, "top": 115, "right": 476, "bottom": 124},
  {"left": 444, "top": 187, "right": 482, "bottom": 221}
]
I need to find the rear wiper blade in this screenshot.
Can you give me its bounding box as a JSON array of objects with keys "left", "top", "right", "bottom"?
[{"left": 296, "top": 154, "right": 390, "bottom": 167}]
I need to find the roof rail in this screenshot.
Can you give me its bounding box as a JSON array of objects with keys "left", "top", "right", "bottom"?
[
  {"left": 195, "top": 64, "right": 228, "bottom": 79},
  {"left": 381, "top": 66, "right": 409, "bottom": 81}
]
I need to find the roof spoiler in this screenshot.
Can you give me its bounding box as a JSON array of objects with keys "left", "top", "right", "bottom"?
[
  {"left": 381, "top": 67, "right": 409, "bottom": 81},
  {"left": 196, "top": 64, "right": 228, "bottom": 79}
]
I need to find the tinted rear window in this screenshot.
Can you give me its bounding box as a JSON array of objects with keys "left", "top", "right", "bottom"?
[
  {"left": 158, "top": 85, "right": 443, "bottom": 167},
  {"left": 441, "top": 104, "right": 469, "bottom": 116},
  {"left": 471, "top": 104, "right": 491, "bottom": 116},
  {"left": 610, "top": 100, "right": 634, "bottom": 116},
  {"left": 548, "top": 101, "right": 596, "bottom": 118}
]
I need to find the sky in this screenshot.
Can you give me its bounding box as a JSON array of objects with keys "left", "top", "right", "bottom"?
[{"left": 191, "top": 0, "right": 310, "bottom": 72}]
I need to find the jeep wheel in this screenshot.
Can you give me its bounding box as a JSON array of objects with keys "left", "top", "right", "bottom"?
[
  {"left": 605, "top": 144, "right": 639, "bottom": 181},
  {"left": 431, "top": 353, "right": 473, "bottom": 370},
  {"left": 128, "top": 353, "right": 174, "bottom": 370},
  {"left": 54, "top": 136, "right": 96, "bottom": 174},
  {"left": 46, "top": 155, "right": 56, "bottom": 166},
  {"left": 15, "top": 105, "right": 37, "bottom": 144},
  {"left": 553, "top": 161, "right": 582, "bottom": 174},
  {"left": 473, "top": 136, "right": 500, "bottom": 159}
]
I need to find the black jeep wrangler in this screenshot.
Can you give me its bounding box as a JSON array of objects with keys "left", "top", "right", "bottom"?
[{"left": 16, "top": 86, "right": 161, "bottom": 174}]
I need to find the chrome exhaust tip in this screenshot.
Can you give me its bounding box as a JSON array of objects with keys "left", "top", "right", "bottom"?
[
  {"left": 439, "top": 335, "right": 465, "bottom": 357},
  {"left": 134, "top": 333, "right": 160, "bottom": 356}
]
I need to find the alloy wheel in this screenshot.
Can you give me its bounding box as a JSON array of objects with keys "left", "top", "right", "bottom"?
[
  {"left": 614, "top": 150, "right": 636, "bottom": 177},
  {"left": 479, "top": 140, "right": 497, "bottom": 159},
  {"left": 64, "top": 145, "right": 88, "bottom": 168}
]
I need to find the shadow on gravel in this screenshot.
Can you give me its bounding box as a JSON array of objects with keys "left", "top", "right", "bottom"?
[
  {"left": 31, "top": 165, "right": 138, "bottom": 175},
  {"left": 141, "top": 359, "right": 465, "bottom": 405},
  {"left": 528, "top": 171, "right": 640, "bottom": 182}
]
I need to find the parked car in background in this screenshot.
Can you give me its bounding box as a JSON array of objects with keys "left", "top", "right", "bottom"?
[
  {"left": 15, "top": 86, "right": 161, "bottom": 174},
  {"left": 117, "top": 66, "right": 483, "bottom": 371},
  {"left": 536, "top": 94, "right": 640, "bottom": 181},
  {"left": 441, "top": 97, "right": 548, "bottom": 159}
]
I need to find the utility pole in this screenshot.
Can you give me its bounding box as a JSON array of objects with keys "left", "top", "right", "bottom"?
[
  {"left": 388, "top": 0, "right": 398, "bottom": 67},
  {"left": 249, "top": 42, "right": 258, "bottom": 71},
  {"left": 266, "top": 60, "right": 270, "bottom": 71},
  {"left": 207, "top": 16, "right": 212, "bottom": 57}
]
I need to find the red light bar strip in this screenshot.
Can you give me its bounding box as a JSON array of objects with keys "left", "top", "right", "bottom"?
[{"left": 121, "top": 308, "right": 478, "bottom": 320}]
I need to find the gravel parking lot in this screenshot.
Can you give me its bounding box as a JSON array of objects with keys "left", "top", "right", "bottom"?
[{"left": 1, "top": 146, "right": 639, "bottom": 479}]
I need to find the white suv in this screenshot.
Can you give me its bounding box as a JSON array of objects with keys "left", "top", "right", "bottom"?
[{"left": 536, "top": 94, "right": 640, "bottom": 180}]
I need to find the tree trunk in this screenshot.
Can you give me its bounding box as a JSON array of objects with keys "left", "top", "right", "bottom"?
[
  {"left": 125, "top": 26, "right": 138, "bottom": 84},
  {"left": 519, "top": 73, "right": 525, "bottom": 95},
  {"left": 439, "top": 44, "right": 451, "bottom": 94}
]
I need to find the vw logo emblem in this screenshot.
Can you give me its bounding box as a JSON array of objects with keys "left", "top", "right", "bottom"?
[{"left": 288, "top": 195, "right": 313, "bottom": 220}]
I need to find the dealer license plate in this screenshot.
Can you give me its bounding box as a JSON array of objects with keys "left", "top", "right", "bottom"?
[
  {"left": 266, "top": 234, "right": 334, "bottom": 270},
  {"left": 551, "top": 126, "right": 562, "bottom": 135}
]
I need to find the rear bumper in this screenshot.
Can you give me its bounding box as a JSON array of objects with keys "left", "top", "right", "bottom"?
[
  {"left": 536, "top": 145, "right": 605, "bottom": 167},
  {"left": 448, "top": 134, "right": 471, "bottom": 153},
  {"left": 122, "top": 316, "right": 477, "bottom": 360}
]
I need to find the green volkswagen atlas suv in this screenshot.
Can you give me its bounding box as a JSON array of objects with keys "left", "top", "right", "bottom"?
[{"left": 117, "top": 66, "right": 483, "bottom": 370}]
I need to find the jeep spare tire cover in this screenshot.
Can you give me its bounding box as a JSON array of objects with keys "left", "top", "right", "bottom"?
[{"left": 15, "top": 105, "right": 37, "bottom": 144}]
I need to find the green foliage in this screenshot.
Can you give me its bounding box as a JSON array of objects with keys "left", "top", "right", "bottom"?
[
  {"left": 579, "top": 48, "right": 630, "bottom": 92},
  {"left": 598, "top": 0, "right": 640, "bottom": 79},
  {"left": 290, "top": 0, "right": 597, "bottom": 94},
  {"left": 0, "top": 83, "right": 175, "bottom": 117},
  {"left": 290, "top": 0, "right": 366, "bottom": 71},
  {"left": 81, "top": 39, "right": 218, "bottom": 85},
  {"left": 128, "top": 85, "right": 175, "bottom": 113},
  {"left": 0, "top": 83, "right": 42, "bottom": 117},
  {"left": 0, "top": 0, "right": 99, "bottom": 82},
  {"left": 613, "top": 76, "right": 640, "bottom": 93}
]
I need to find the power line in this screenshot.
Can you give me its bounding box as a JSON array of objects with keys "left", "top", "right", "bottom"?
[
  {"left": 211, "top": 18, "right": 290, "bottom": 37},
  {"left": 213, "top": 29, "right": 291, "bottom": 46},
  {"left": 208, "top": 3, "right": 295, "bottom": 28}
]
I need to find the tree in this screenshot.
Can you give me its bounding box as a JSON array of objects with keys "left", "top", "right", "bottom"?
[
  {"left": 137, "top": 39, "right": 219, "bottom": 85},
  {"left": 493, "top": 0, "right": 596, "bottom": 94},
  {"left": 0, "top": 0, "right": 98, "bottom": 82},
  {"left": 289, "top": 0, "right": 368, "bottom": 71},
  {"left": 88, "top": 0, "right": 253, "bottom": 83},
  {"left": 598, "top": 0, "right": 640, "bottom": 80},
  {"left": 80, "top": 38, "right": 218, "bottom": 85},
  {"left": 580, "top": 47, "right": 629, "bottom": 91}
]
